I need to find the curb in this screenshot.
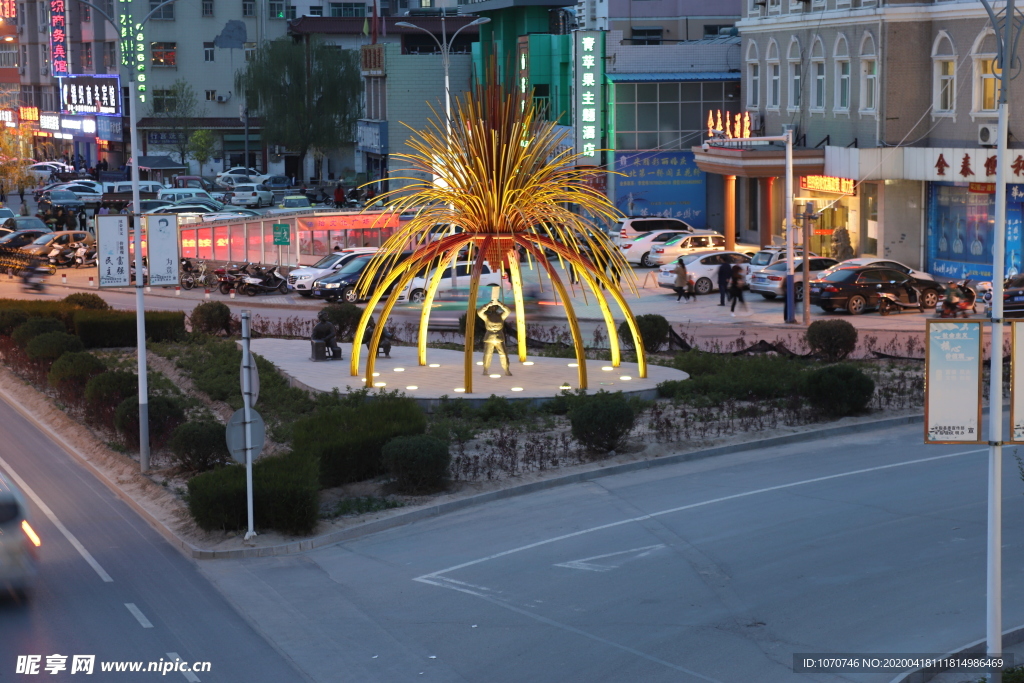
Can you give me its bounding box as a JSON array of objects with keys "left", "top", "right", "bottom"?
[{"left": 888, "top": 624, "right": 1024, "bottom": 683}]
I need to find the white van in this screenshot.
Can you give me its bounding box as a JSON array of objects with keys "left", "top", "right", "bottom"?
[
  {"left": 103, "top": 181, "right": 165, "bottom": 194},
  {"left": 0, "top": 472, "right": 39, "bottom": 599},
  {"left": 157, "top": 188, "right": 217, "bottom": 203}
]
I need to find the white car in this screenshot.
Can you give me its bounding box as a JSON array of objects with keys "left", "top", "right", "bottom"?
[
  {"left": 0, "top": 472, "right": 39, "bottom": 599},
  {"left": 398, "top": 261, "right": 501, "bottom": 303},
  {"left": 651, "top": 232, "right": 725, "bottom": 265},
  {"left": 57, "top": 182, "right": 103, "bottom": 204},
  {"left": 819, "top": 257, "right": 936, "bottom": 282},
  {"left": 287, "top": 248, "right": 377, "bottom": 296},
  {"left": 615, "top": 216, "right": 697, "bottom": 245},
  {"left": 749, "top": 257, "right": 840, "bottom": 300},
  {"left": 230, "top": 184, "right": 275, "bottom": 208},
  {"left": 657, "top": 250, "right": 753, "bottom": 295},
  {"left": 27, "top": 161, "right": 73, "bottom": 180},
  {"left": 620, "top": 230, "right": 693, "bottom": 267},
  {"left": 201, "top": 209, "right": 263, "bottom": 222},
  {"left": 217, "top": 166, "right": 263, "bottom": 180},
  {"left": 749, "top": 247, "right": 818, "bottom": 270},
  {"left": 105, "top": 180, "right": 167, "bottom": 194}
]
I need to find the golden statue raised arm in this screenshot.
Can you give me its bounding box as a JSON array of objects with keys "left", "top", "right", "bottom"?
[{"left": 477, "top": 286, "right": 511, "bottom": 376}]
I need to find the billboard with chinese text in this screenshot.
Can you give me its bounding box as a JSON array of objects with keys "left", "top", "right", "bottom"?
[
  {"left": 59, "top": 75, "right": 121, "bottom": 116},
  {"left": 613, "top": 150, "right": 706, "bottom": 228}
]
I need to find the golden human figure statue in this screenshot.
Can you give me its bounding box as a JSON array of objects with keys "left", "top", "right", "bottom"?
[{"left": 477, "top": 286, "right": 511, "bottom": 376}]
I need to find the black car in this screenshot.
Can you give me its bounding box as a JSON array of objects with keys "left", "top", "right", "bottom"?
[
  {"left": 1, "top": 216, "right": 50, "bottom": 233},
  {"left": 39, "top": 189, "right": 85, "bottom": 213},
  {"left": 311, "top": 252, "right": 413, "bottom": 303},
  {"left": 1003, "top": 275, "right": 1024, "bottom": 317},
  {"left": 0, "top": 229, "right": 54, "bottom": 250},
  {"left": 808, "top": 266, "right": 943, "bottom": 314}
]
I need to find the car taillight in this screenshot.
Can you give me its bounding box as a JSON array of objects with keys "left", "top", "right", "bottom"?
[
  {"left": 22, "top": 520, "right": 40, "bottom": 547},
  {"left": 767, "top": 275, "right": 783, "bottom": 281},
  {"left": 621, "top": 244, "right": 632, "bottom": 249},
  {"left": 653, "top": 247, "right": 664, "bottom": 253},
  {"left": 823, "top": 285, "right": 840, "bottom": 293}
]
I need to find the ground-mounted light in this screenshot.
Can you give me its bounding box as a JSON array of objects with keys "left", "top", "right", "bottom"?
[
  {"left": 601, "top": 366, "right": 614, "bottom": 372},
  {"left": 374, "top": 382, "right": 386, "bottom": 387},
  {"left": 568, "top": 363, "right": 579, "bottom": 367},
  {"left": 619, "top": 376, "right": 632, "bottom": 381},
  {"left": 511, "top": 387, "right": 524, "bottom": 392},
  {"left": 429, "top": 363, "right": 441, "bottom": 368},
  {"left": 406, "top": 385, "right": 418, "bottom": 390},
  {"left": 489, "top": 374, "right": 502, "bottom": 378},
  {"left": 394, "top": 368, "right": 405, "bottom": 372},
  {"left": 454, "top": 388, "right": 466, "bottom": 393},
  {"left": 522, "top": 361, "right": 534, "bottom": 366}
]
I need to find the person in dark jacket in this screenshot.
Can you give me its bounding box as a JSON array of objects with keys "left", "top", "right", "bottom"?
[
  {"left": 729, "top": 264, "right": 748, "bottom": 315},
  {"left": 717, "top": 260, "right": 732, "bottom": 306}
]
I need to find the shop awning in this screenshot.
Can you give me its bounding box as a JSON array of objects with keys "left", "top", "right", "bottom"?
[
  {"left": 691, "top": 144, "right": 825, "bottom": 178},
  {"left": 607, "top": 72, "right": 740, "bottom": 82},
  {"left": 130, "top": 155, "right": 189, "bottom": 171}
]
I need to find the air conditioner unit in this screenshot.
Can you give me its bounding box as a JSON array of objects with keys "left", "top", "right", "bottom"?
[
  {"left": 38, "top": 24, "right": 47, "bottom": 33},
  {"left": 216, "top": 94, "right": 230, "bottom": 103},
  {"left": 40, "top": 66, "right": 48, "bottom": 76},
  {"left": 749, "top": 111, "right": 763, "bottom": 132},
  {"left": 781, "top": 122, "right": 798, "bottom": 138},
  {"left": 979, "top": 123, "right": 998, "bottom": 146}
]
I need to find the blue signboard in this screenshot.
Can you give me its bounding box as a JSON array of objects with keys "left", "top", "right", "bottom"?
[{"left": 613, "top": 150, "right": 706, "bottom": 228}]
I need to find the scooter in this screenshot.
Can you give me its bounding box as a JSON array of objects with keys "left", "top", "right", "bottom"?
[
  {"left": 215, "top": 262, "right": 254, "bottom": 294},
  {"left": 20, "top": 262, "right": 47, "bottom": 292},
  {"left": 938, "top": 279, "right": 977, "bottom": 318},
  {"left": 878, "top": 282, "right": 923, "bottom": 315},
  {"left": 47, "top": 244, "right": 75, "bottom": 269},
  {"left": 237, "top": 265, "right": 288, "bottom": 296},
  {"left": 72, "top": 242, "right": 97, "bottom": 268}
]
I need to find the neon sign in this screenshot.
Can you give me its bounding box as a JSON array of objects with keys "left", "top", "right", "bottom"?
[
  {"left": 118, "top": 0, "right": 146, "bottom": 103},
  {"left": 706, "top": 110, "right": 751, "bottom": 140},
  {"left": 575, "top": 31, "right": 604, "bottom": 164},
  {"left": 49, "top": 0, "right": 68, "bottom": 75},
  {"left": 800, "top": 175, "right": 855, "bottom": 195},
  {"left": 0, "top": 0, "right": 15, "bottom": 19},
  {"left": 0, "top": 110, "right": 15, "bottom": 128},
  {"left": 19, "top": 106, "right": 38, "bottom": 121},
  {"left": 59, "top": 75, "right": 122, "bottom": 116}
]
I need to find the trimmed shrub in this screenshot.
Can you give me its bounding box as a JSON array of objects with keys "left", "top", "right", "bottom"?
[
  {"left": 190, "top": 301, "right": 232, "bottom": 336},
  {"left": 84, "top": 370, "right": 138, "bottom": 429},
  {"left": 167, "top": 421, "right": 231, "bottom": 472},
  {"left": 26, "top": 331, "right": 84, "bottom": 363},
  {"left": 0, "top": 300, "right": 76, "bottom": 329},
  {"left": 806, "top": 319, "right": 858, "bottom": 362},
  {"left": 619, "top": 314, "right": 670, "bottom": 353},
  {"left": 48, "top": 351, "right": 106, "bottom": 397},
  {"left": 185, "top": 451, "right": 319, "bottom": 535},
  {"left": 382, "top": 435, "right": 450, "bottom": 493},
  {"left": 568, "top": 390, "right": 637, "bottom": 453},
  {"left": 802, "top": 364, "right": 874, "bottom": 416},
  {"left": 113, "top": 394, "right": 185, "bottom": 449},
  {"left": 0, "top": 309, "right": 27, "bottom": 336},
  {"left": 74, "top": 310, "right": 185, "bottom": 347},
  {"left": 664, "top": 351, "right": 807, "bottom": 403},
  {"left": 320, "top": 302, "right": 363, "bottom": 342},
  {"left": 476, "top": 394, "right": 529, "bottom": 422},
  {"left": 62, "top": 293, "right": 110, "bottom": 310},
  {"left": 12, "top": 317, "right": 65, "bottom": 348},
  {"left": 292, "top": 396, "right": 427, "bottom": 487}
]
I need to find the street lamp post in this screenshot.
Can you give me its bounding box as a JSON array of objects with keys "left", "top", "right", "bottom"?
[{"left": 76, "top": 0, "right": 177, "bottom": 472}]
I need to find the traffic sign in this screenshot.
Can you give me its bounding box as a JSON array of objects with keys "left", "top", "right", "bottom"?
[
  {"left": 225, "top": 409, "right": 266, "bottom": 464},
  {"left": 273, "top": 224, "right": 290, "bottom": 246}
]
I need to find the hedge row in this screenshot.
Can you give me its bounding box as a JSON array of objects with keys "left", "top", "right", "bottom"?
[
  {"left": 185, "top": 451, "right": 319, "bottom": 535},
  {"left": 73, "top": 310, "right": 185, "bottom": 348}
]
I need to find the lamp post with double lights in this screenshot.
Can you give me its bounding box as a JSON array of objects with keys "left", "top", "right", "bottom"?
[{"left": 74, "top": 0, "right": 177, "bottom": 472}]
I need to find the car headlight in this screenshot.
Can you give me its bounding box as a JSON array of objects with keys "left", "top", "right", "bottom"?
[
  {"left": 324, "top": 283, "right": 340, "bottom": 289},
  {"left": 296, "top": 274, "right": 311, "bottom": 280}
]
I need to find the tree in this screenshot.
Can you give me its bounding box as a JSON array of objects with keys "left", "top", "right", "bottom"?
[
  {"left": 235, "top": 38, "right": 361, "bottom": 182},
  {"left": 149, "top": 79, "right": 205, "bottom": 164},
  {"left": 187, "top": 130, "right": 218, "bottom": 175}
]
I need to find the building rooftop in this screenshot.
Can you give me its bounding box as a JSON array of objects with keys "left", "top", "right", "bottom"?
[{"left": 288, "top": 15, "right": 483, "bottom": 35}]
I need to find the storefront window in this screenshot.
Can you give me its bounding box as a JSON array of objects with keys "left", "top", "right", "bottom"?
[
  {"left": 230, "top": 224, "right": 245, "bottom": 261},
  {"left": 248, "top": 225, "right": 263, "bottom": 263},
  {"left": 196, "top": 227, "right": 213, "bottom": 260},
  {"left": 311, "top": 230, "right": 329, "bottom": 255},
  {"left": 860, "top": 183, "right": 878, "bottom": 256},
  {"left": 181, "top": 229, "right": 197, "bottom": 258},
  {"left": 214, "top": 226, "right": 229, "bottom": 261},
  {"left": 925, "top": 182, "right": 1016, "bottom": 280}
]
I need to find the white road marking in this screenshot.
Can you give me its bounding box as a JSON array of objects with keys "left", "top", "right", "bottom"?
[
  {"left": 0, "top": 453, "right": 113, "bottom": 583},
  {"left": 124, "top": 603, "right": 153, "bottom": 628},
  {"left": 166, "top": 653, "right": 201, "bottom": 683},
  {"left": 415, "top": 448, "right": 984, "bottom": 584},
  {"left": 554, "top": 544, "right": 665, "bottom": 572}
]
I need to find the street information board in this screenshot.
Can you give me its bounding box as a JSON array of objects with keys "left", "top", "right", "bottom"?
[{"left": 924, "top": 320, "right": 984, "bottom": 444}]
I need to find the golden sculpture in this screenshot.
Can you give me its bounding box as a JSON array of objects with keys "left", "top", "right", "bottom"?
[
  {"left": 478, "top": 286, "right": 512, "bottom": 376},
  {"left": 349, "top": 83, "right": 648, "bottom": 393}
]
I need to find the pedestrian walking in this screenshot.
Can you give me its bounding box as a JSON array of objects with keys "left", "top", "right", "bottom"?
[
  {"left": 18, "top": 185, "right": 24, "bottom": 204},
  {"left": 729, "top": 264, "right": 748, "bottom": 315},
  {"left": 717, "top": 260, "right": 732, "bottom": 306},
  {"left": 673, "top": 258, "right": 692, "bottom": 302}
]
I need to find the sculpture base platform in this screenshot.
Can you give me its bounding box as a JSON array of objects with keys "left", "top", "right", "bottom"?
[{"left": 249, "top": 339, "right": 689, "bottom": 411}]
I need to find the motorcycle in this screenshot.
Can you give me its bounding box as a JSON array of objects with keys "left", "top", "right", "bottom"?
[
  {"left": 72, "top": 242, "right": 97, "bottom": 268},
  {"left": 878, "top": 282, "right": 923, "bottom": 315},
  {"left": 237, "top": 265, "right": 288, "bottom": 296},
  {"left": 47, "top": 243, "right": 75, "bottom": 270},
  {"left": 215, "top": 262, "right": 254, "bottom": 294},
  {"left": 130, "top": 255, "right": 148, "bottom": 285},
  {"left": 938, "top": 279, "right": 977, "bottom": 318},
  {"left": 20, "top": 262, "right": 47, "bottom": 292}
]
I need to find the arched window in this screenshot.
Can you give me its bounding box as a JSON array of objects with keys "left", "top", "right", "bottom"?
[
  {"left": 932, "top": 32, "right": 956, "bottom": 115},
  {"left": 787, "top": 37, "right": 802, "bottom": 109},
  {"left": 766, "top": 39, "right": 780, "bottom": 109},
  {"left": 810, "top": 36, "right": 826, "bottom": 111},
  {"left": 859, "top": 32, "right": 878, "bottom": 112},
  {"left": 971, "top": 29, "right": 999, "bottom": 115},
  {"left": 833, "top": 34, "right": 850, "bottom": 111},
  {"left": 745, "top": 41, "right": 760, "bottom": 108}
]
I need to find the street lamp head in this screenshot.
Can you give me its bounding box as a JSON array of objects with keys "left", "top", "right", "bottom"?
[
  {"left": 469, "top": 17, "right": 491, "bottom": 26},
  {"left": 395, "top": 21, "right": 417, "bottom": 28}
]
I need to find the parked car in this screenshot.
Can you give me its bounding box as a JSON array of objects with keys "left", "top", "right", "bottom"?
[
  {"left": 38, "top": 189, "right": 85, "bottom": 213},
  {"left": 201, "top": 209, "right": 263, "bottom": 222},
  {"left": 287, "top": 248, "right": 378, "bottom": 296},
  {"left": 427, "top": 224, "right": 465, "bottom": 242},
  {"left": 651, "top": 232, "right": 724, "bottom": 265},
  {"left": 269, "top": 196, "right": 313, "bottom": 211},
  {"left": 151, "top": 204, "right": 216, "bottom": 215},
  {"left": 620, "top": 230, "right": 692, "bottom": 267},
  {"left": 657, "top": 250, "right": 752, "bottom": 295},
  {"left": 1, "top": 216, "right": 50, "bottom": 233},
  {"left": 103, "top": 181, "right": 166, "bottom": 194},
  {"left": 21, "top": 229, "right": 94, "bottom": 257},
  {"left": 749, "top": 257, "right": 840, "bottom": 301},
  {"left": 262, "top": 175, "right": 293, "bottom": 191},
  {"left": 217, "top": 166, "right": 263, "bottom": 180},
  {"left": 124, "top": 199, "right": 174, "bottom": 214},
  {"left": 616, "top": 216, "right": 698, "bottom": 245},
  {"left": 27, "top": 161, "right": 72, "bottom": 180},
  {"left": 173, "top": 196, "right": 225, "bottom": 212},
  {"left": 1002, "top": 275, "right": 1024, "bottom": 317},
  {"left": 311, "top": 252, "right": 413, "bottom": 303},
  {"left": 0, "top": 207, "right": 15, "bottom": 221},
  {"left": 0, "top": 229, "right": 53, "bottom": 249},
  {"left": 230, "top": 184, "right": 275, "bottom": 208},
  {"left": 808, "top": 266, "right": 943, "bottom": 314},
  {"left": 397, "top": 261, "right": 502, "bottom": 303},
  {"left": 156, "top": 188, "right": 219, "bottom": 204},
  {"left": 0, "top": 471, "right": 39, "bottom": 599},
  {"left": 58, "top": 183, "right": 103, "bottom": 204},
  {"left": 748, "top": 246, "right": 817, "bottom": 270},
  {"left": 819, "top": 257, "right": 938, "bottom": 282}
]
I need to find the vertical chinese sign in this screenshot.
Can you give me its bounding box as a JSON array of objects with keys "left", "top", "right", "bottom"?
[
  {"left": 97, "top": 215, "right": 131, "bottom": 288},
  {"left": 574, "top": 31, "right": 605, "bottom": 166},
  {"left": 49, "top": 0, "right": 69, "bottom": 76},
  {"left": 118, "top": 0, "right": 146, "bottom": 103},
  {"left": 925, "top": 320, "right": 984, "bottom": 444},
  {"left": 143, "top": 215, "right": 179, "bottom": 287}
]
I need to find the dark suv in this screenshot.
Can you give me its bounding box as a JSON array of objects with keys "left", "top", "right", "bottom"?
[{"left": 311, "top": 252, "right": 413, "bottom": 303}]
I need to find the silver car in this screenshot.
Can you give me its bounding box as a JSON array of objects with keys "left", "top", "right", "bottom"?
[
  {"left": 0, "top": 472, "right": 39, "bottom": 598},
  {"left": 749, "top": 257, "right": 839, "bottom": 301}
]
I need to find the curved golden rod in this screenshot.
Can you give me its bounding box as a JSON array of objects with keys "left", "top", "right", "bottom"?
[
  {"left": 520, "top": 241, "right": 588, "bottom": 389},
  {"left": 417, "top": 236, "right": 476, "bottom": 366},
  {"left": 350, "top": 235, "right": 469, "bottom": 377},
  {"left": 364, "top": 266, "right": 424, "bottom": 387},
  {"left": 572, "top": 262, "right": 621, "bottom": 367},
  {"left": 462, "top": 236, "right": 494, "bottom": 394},
  {"left": 506, "top": 252, "right": 527, "bottom": 362}
]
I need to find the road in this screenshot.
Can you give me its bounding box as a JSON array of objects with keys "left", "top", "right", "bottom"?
[
  {"left": 0, "top": 395, "right": 307, "bottom": 681},
  {"left": 199, "top": 422, "right": 1023, "bottom": 683}
]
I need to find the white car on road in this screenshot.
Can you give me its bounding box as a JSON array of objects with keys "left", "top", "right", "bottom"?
[
  {"left": 287, "top": 248, "right": 377, "bottom": 296},
  {"left": 230, "top": 184, "right": 275, "bottom": 208},
  {"left": 657, "top": 250, "right": 752, "bottom": 295},
  {"left": 620, "top": 230, "right": 693, "bottom": 267},
  {"left": 651, "top": 232, "right": 725, "bottom": 265},
  {"left": 398, "top": 261, "right": 501, "bottom": 303},
  {"left": 616, "top": 216, "right": 698, "bottom": 245}
]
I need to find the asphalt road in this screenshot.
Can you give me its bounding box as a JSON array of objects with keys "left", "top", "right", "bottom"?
[
  {"left": 200, "top": 422, "right": 1023, "bottom": 683},
  {"left": 0, "top": 396, "right": 307, "bottom": 682}
]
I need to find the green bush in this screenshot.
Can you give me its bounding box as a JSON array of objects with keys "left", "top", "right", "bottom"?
[
  {"left": 189, "top": 301, "right": 232, "bottom": 336},
  {"left": 167, "top": 421, "right": 231, "bottom": 472},
  {"left": 185, "top": 451, "right": 319, "bottom": 535},
  {"left": 0, "top": 300, "right": 76, "bottom": 329},
  {"left": 619, "top": 314, "right": 669, "bottom": 353},
  {"left": 84, "top": 370, "right": 138, "bottom": 429},
  {"left": 382, "top": 435, "right": 450, "bottom": 493},
  {"left": 48, "top": 351, "right": 106, "bottom": 396},
  {"left": 292, "top": 395, "right": 427, "bottom": 487},
  {"left": 62, "top": 293, "right": 110, "bottom": 310},
  {"left": 801, "top": 364, "right": 874, "bottom": 416},
  {"left": 74, "top": 310, "right": 185, "bottom": 348},
  {"left": 805, "top": 319, "right": 858, "bottom": 362},
  {"left": 25, "top": 331, "right": 84, "bottom": 363},
  {"left": 1000, "top": 666, "right": 1024, "bottom": 683},
  {"left": 0, "top": 309, "right": 27, "bottom": 335},
  {"left": 568, "top": 390, "right": 637, "bottom": 453},
  {"left": 663, "top": 351, "right": 807, "bottom": 402},
  {"left": 12, "top": 317, "right": 65, "bottom": 348},
  {"left": 320, "top": 302, "right": 363, "bottom": 342},
  {"left": 476, "top": 394, "right": 529, "bottom": 422},
  {"left": 540, "top": 388, "right": 587, "bottom": 415},
  {"left": 113, "top": 394, "right": 186, "bottom": 449}
]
